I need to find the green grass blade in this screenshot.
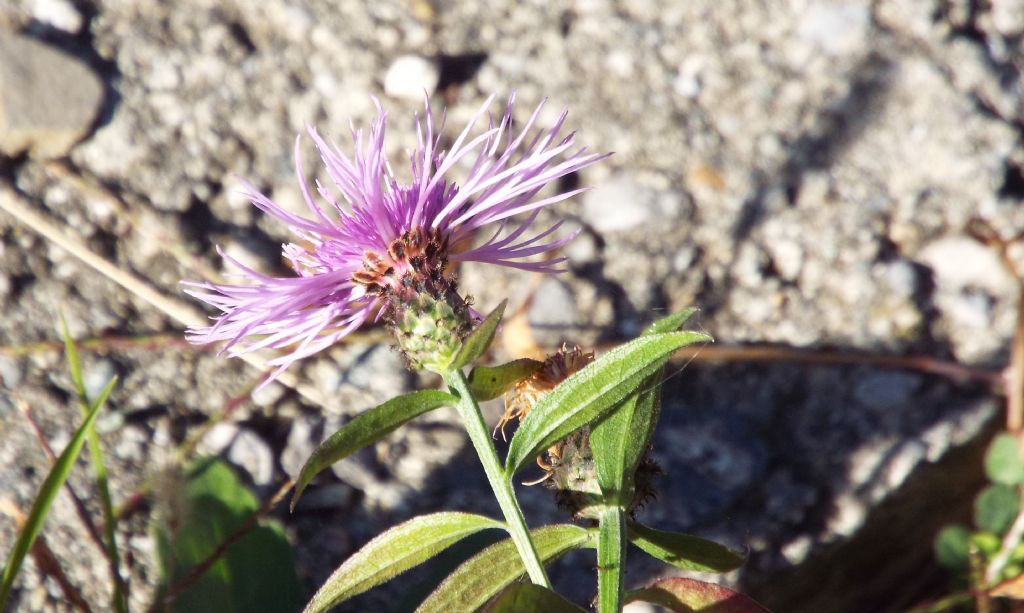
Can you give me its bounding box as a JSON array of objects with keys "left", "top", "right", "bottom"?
[
  {"left": 62, "top": 320, "right": 126, "bottom": 613},
  {"left": 0, "top": 383, "right": 113, "bottom": 608}
]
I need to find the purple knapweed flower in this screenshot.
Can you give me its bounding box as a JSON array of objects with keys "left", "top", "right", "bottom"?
[{"left": 185, "top": 94, "right": 608, "bottom": 381}]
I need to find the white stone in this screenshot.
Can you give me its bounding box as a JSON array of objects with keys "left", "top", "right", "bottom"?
[
  {"left": 30, "top": 0, "right": 83, "bottom": 33},
  {"left": 919, "top": 236, "right": 1015, "bottom": 294},
  {"left": 767, "top": 238, "right": 803, "bottom": 282},
  {"left": 781, "top": 535, "right": 813, "bottom": 564},
  {"left": 384, "top": 55, "right": 440, "bottom": 101},
  {"left": 797, "top": 1, "right": 870, "bottom": 56}
]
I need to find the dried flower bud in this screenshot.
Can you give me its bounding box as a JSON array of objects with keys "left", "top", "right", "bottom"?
[{"left": 501, "top": 345, "right": 661, "bottom": 520}]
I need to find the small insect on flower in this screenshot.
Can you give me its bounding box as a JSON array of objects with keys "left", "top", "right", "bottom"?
[{"left": 184, "top": 94, "right": 610, "bottom": 383}]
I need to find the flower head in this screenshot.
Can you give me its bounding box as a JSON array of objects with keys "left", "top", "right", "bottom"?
[{"left": 185, "top": 94, "right": 608, "bottom": 381}]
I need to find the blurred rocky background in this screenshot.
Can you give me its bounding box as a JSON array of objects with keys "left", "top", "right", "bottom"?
[{"left": 0, "top": 0, "right": 1022, "bottom": 611}]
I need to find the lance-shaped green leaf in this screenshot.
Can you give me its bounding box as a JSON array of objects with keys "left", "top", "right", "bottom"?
[
  {"left": 591, "top": 379, "right": 659, "bottom": 501},
  {"left": 484, "top": 583, "right": 588, "bottom": 613},
  {"left": 645, "top": 307, "right": 700, "bottom": 335},
  {"left": 467, "top": 358, "right": 543, "bottom": 402},
  {"left": 451, "top": 300, "right": 507, "bottom": 370},
  {"left": 592, "top": 309, "right": 702, "bottom": 502},
  {"left": 625, "top": 577, "right": 769, "bottom": 612},
  {"left": 506, "top": 331, "right": 711, "bottom": 476},
  {"left": 0, "top": 377, "right": 116, "bottom": 608},
  {"left": 291, "top": 390, "right": 457, "bottom": 510},
  {"left": 304, "top": 512, "right": 503, "bottom": 613},
  {"left": 628, "top": 522, "right": 746, "bottom": 573},
  {"left": 416, "top": 525, "right": 594, "bottom": 613}
]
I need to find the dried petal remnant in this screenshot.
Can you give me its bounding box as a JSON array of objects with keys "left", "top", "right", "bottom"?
[{"left": 497, "top": 345, "right": 594, "bottom": 439}]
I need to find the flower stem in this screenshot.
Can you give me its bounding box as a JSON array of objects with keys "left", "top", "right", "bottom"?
[
  {"left": 597, "top": 505, "right": 625, "bottom": 613},
  {"left": 444, "top": 369, "right": 551, "bottom": 588}
]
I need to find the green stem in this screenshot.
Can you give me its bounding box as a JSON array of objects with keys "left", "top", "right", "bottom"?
[
  {"left": 597, "top": 506, "right": 625, "bottom": 613},
  {"left": 444, "top": 370, "right": 551, "bottom": 588}
]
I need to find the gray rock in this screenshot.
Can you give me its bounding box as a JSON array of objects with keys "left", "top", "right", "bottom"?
[
  {"left": 581, "top": 174, "right": 655, "bottom": 232},
  {"left": 527, "top": 278, "right": 580, "bottom": 345},
  {"left": 83, "top": 358, "right": 117, "bottom": 403},
  {"left": 227, "top": 428, "right": 276, "bottom": 487},
  {"left": 384, "top": 54, "right": 440, "bottom": 101},
  {"left": 281, "top": 415, "right": 317, "bottom": 479},
  {"left": 198, "top": 423, "right": 276, "bottom": 487},
  {"left": 0, "top": 31, "right": 103, "bottom": 158},
  {"left": 0, "top": 355, "right": 23, "bottom": 388},
  {"left": 853, "top": 371, "right": 922, "bottom": 411}
]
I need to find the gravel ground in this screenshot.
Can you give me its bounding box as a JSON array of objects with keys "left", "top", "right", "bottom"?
[{"left": 0, "top": 0, "right": 1022, "bottom": 611}]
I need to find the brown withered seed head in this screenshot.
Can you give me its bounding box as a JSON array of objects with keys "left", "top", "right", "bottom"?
[
  {"left": 499, "top": 344, "right": 663, "bottom": 521},
  {"left": 497, "top": 344, "right": 594, "bottom": 439}
]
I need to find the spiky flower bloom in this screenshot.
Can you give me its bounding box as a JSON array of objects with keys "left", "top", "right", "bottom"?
[{"left": 185, "top": 94, "right": 609, "bottom": 380}]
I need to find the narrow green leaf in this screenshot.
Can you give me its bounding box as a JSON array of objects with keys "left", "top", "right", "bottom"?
[
  {"left": 625, "top": 577, "right": 769, "bottom": 612},
  {"left": 986, "top": 433, "right": 1024, "bottom": 485},
  {"left": 506, "top": 331, "right": 711, "bottom": 476},
  {"left": 975, "top": 483, "right": 1020, "bottom": 535},
  {"left": 291, "top": 389, "right": 457, "bottom": 510},
  {"left": 644, "top": 307, "right": 699, "bottom": 335},
  {"left": 592, "top": 309, "right": 697, "bottom": 501},
  {"left": 59, "top": 315, "right": 86, "bottom": 395},
  {"left": 628, "top": 522, "right": 746, "bottom": 573},
  {"left": 451, "top": 300, "right": 507, "bottom": 370},
  {"left": 304, "top": 512, "right": 504, "bottom": 613},
  {"left": 591, "top": 378, "right": 659, "bottom": 500},
  {"left": 467, "top": 359, "right": 543, "bottom": 402},
  {"left": 61, "top": 320, "right": 126, "bottom": 613},
  {"left": 416, "top": 525, "right": 594, "bottom": 613},
  {"left": 0, "top": 384, "right": 112, "bottom": 608},
  {"left": 484, "top": 583, "right": 588, "bottom": 613},
  {"left": 934, "top": 524, "right": 971, "bottom": 571},
  {"left": 597, "top": 506, "right": 626, "bottom": 613}
]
